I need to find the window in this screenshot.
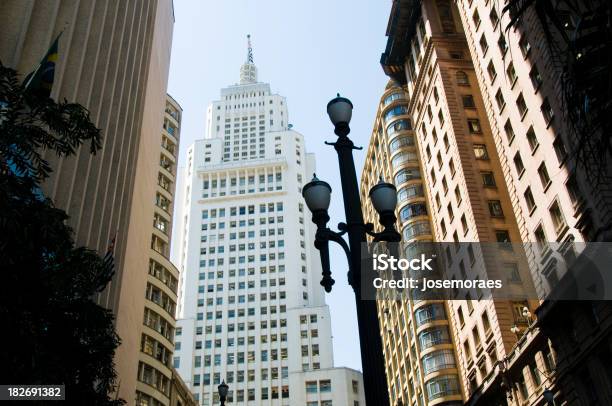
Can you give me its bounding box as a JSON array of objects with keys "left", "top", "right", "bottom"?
[
  {"left": 479, "top": 34, "right": 489, "bottom": 54},
  {"left": 497, "top": 34, "right": 508, "bottom": 54},
  {"left": 541, "top": 98, "right": 554, "bottom": 124},
  {"left": 472, "top": 10, "right": 481, "bottom": 28},
  {"left": 538, "top": 163, "right": 551, "bottom": 189},
  {"left": 524, "top": 187, "right": 536, "bottom": 213},
  {"left": 504, "top": 120, "right": 515, "bottom": 143},
  {"left": 456, "top": 71, "right": 469, "bottom": 86},
  {"left": 495, "top": 89, "right": 505, "bottom": 111},
  {"left": 526, "top": 126, "right": 539, "bottom": 152},
  {"left": 490, "top": 8, "right": 499, "bottom": 27},
  {"left": 535, "top": 225, "right": 548, "bottom": 253},
  {"left": 553, "top": 135, "right": 568, "bottom": 163},
  {"left": 320, "top": 380, "right": 332, "bottom": 392},
  {"left": 519, "top": 35, "right": 531, "bottom": 57},
  {"left": 481, "top": 171, "right": 496, "bottom": 187},
  {"left": 516, "top": 93, "right": 528, "bottom": 117},
  {"left": 473, "top": 144, "right": 489, "bottom": 159},
  {"left": 529, "top": 65, "right": 543, "bottom": 90},
  {"left": 487, "top": 61, "right": 497, "bottom": 82},
  {"left": 514, "top": 152, "right": 525, "bottom": 176},
  {"left": 506, "top": 62, "right": 517, "bottom": 84},
  {"left": 468, "top": 119, "right": 482, "bottom": 134},
  {"left": 488, "top": 200, "right": 504, "bottom": 217},
  {"left": 549, "top": 200, "right": 567, "bottom": 234},
  {"left": 566, "top": 175, "right": 581, "bottom": 206},
  {"left": 462, "top": 95, "right": 476, "bottom": 108}
]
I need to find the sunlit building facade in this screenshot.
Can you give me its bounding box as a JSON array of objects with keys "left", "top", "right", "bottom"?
[
  {"left": 373, "top": 0, "right": 550, "bottom": 405},
  {"left": 135, "top": 96, "right": 194, "bottom": 406},
  {"left": 173, "top": 41, "right": 365, "bottom": 406},
  {"left": 361, "top": 81, "right": 463, "bottom": 406}
]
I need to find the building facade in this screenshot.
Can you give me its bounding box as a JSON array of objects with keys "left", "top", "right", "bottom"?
[
  {"left": 173, "top": 41, "right": 365, "bottom": 406},
  {"left": 374, "top": 1, "right": 612, "bottom": 406},
  {"left": 361, "top": 81, "right": 463, "bottom": 406},
  {"left": 136, "top": 95, "right": 185, "bottom": 405},
  {"left": 0, "top": 0, "right": 176, "bottom": 401}
]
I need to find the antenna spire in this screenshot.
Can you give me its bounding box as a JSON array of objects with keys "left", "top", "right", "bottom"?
[
  {"left": 247, "top": 34, "right": 254, "bottom": 64},
  {"left": 240, "top": 34, "right": 258, "bottom": 84}
]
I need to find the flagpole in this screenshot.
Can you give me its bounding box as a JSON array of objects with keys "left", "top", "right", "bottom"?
[{"left": 23, "top": 30, "right": 64, "bottom": 90}]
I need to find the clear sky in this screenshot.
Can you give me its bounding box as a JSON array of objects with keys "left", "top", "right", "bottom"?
[{"left": 168, "top": 0, "right": 391, "bottom": 372}]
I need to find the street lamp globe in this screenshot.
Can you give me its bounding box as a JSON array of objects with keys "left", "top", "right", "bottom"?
[
  {"left": 369, "top": 178, "right": 397, "bottom": 215},
  {"left": 327, "top": 94, "right": 353, "bottom": 128},
  {"left": 543, "top": 388, "right": 555, "bottom": 405},
  {"left": 218, "top": 380, "right": 229, "bottom": 398},
  {"left": 302, "top": 174, "right": 332, "bottom": 213}
]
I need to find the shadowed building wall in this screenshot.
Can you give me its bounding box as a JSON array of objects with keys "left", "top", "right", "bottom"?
[{"left": 0, "top": 0, "right": 175, "bottom": 402}]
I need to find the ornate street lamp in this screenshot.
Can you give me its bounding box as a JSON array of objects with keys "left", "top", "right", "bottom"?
[
  {"left": 218, "top": 380, "right": 229, "bottom": 406},
  {"left": 302, "top": 94, "right": 402, "bottom": 406}
]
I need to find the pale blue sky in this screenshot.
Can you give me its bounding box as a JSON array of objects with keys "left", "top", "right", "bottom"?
[{"left": 168, "top": 0, "right": 391, "bottom": 372}]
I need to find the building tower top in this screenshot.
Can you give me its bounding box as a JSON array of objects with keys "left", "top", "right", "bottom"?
[{"left": 239, "top": 34, "right": 258, "bottom": 84}]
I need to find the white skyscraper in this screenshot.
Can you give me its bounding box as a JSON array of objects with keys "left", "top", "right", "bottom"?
[{"left": 173, "top": 37, "right": 365, "bottom": 406}]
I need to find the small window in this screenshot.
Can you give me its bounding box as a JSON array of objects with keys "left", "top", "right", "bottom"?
[
  {"left": 506, "top": 62, "right": 517, "bottom": 84},
  {"left": 497, "top": 34, "right": 508, "bottom": 55},
  {"left": 524, "top": 187, "right": 536, "bottom": 212},
  {"left": 479, "top": 34, "right": 489, "bottom": 54},
  {"left": 488, "top": 200, "right": 504, "bottom": 217},
  {"left": 472, "top": 10, "right": 481, "bottom": 28},
  {"left": 468, "top": 119, "right": 482, "bottom": 134},
  {"left": 504, "top": 119, "right": 515, "bottom": 143},
  {"left": 519, "top": 35, "right": 531, "bottom": 57},
  {"left": 514, "top": 152, "right": 525, "bottom": 176},
  {"left": 456, "top": 71, "right": 469, "bottom": 86},
  {"left": 481, "top": 171, "right": 496, "bottom": 187},
  {"left": 526, "top": 126, "right": 539, "bottom": 152},
  {"left": 463, "top": 95, "right": 476, "bottom": 108},
  {"left": 495, "top": 89, "right": 505, "bottom": 111},
  {"left": 529, "top": 65, "right": 543, "bottom": 90},
  {"left": 487, "top": 61, "right": 497, "bottom": 82},
  {"left": 538, "top": 163, "right": 551, "bottom": 189},
  {"left": 553, "top": 135, "right": 568, "bottom": 163},
  {"left": 549, "top": 200, "right": 567, "bottom": 234},
  {"left": 541, "top": 98, "right": 554, "bottom": 124},
  {"left": 516, "top": 93, "right": 528, "bottom": 117},
  {"left": 489, "top": 8, "right": 499, "bottom": 27},
  {"left": 473, "top": 144, "right": 489, "bottom": 159}
]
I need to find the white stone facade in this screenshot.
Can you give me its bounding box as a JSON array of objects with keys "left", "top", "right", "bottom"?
[{"left": 173, "top": 55, "right": 365, "bottom": 406}]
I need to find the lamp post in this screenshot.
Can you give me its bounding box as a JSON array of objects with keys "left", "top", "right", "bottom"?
[
  {"left": 302, "top": 94, "right": 401, "bottom": 406},
  {"left": 218, "top": 380, "right": 229, "bottom": 406}
]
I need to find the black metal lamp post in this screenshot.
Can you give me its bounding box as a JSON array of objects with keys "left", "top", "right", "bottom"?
[
  {"left": 218, "top": 380, "right": 229, "bottom": 406},
  {"left": 302, "top": 94, "right": 401, "bottom": 406}
]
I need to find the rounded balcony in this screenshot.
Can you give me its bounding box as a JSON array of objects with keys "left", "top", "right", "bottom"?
[
  {"left": 422, "top": 349, "right": 457, "bottom": 378},
  {"left": 398, "top": 201, "right": 429, "bottom": 225},
  {"left": 386, "top": 118, "right": 412, "bottom": 138},
  {"left": 396, "top": 183, "right": 425, "bottom": 206},
  {"left": 414, "top": 302, "right": 446, "bottom": 329},
  {"left": 383, "top": 104, "right": 409, "bottom": 124},
  {"left": 388, "top": 133, "right": 415, "bottom": 154},
  {"left": 424, "top": 374, "right": 462, "bottom": 405},
  {"left": 382, "top": 91, "right": 407, "bottom": 107},
  {"left": 401, "top": 219, "right": 432, "bottom": 242}
]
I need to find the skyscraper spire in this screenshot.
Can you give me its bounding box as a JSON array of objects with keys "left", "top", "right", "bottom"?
[
  {"left": 240, "top": 34, "right": 258, "bottom": 84},
  {"left": 247, "top": 34, "right": 254, "bottom": 64}
]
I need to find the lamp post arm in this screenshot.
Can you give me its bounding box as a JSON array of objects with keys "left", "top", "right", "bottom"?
[{"left": 315, "top": 226, "right": 351, "bottom": 292}]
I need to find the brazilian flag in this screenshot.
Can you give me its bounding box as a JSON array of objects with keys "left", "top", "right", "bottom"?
[{"left": 23, "top": 33, "right": 60, "bottom": 98}]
